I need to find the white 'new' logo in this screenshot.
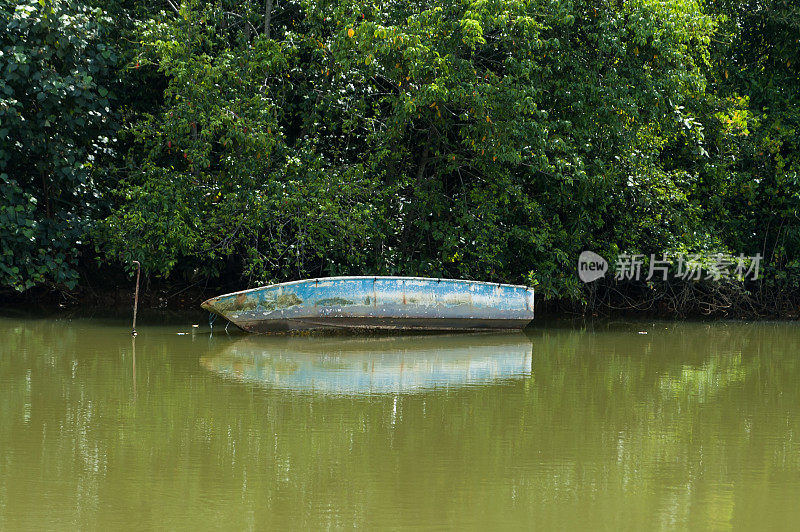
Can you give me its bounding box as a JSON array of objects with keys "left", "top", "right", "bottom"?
[{"left": 578, "top": 251, "right": 608, "bottom": 283}]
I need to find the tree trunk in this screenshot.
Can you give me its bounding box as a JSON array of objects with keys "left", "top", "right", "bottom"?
[{"left": 264, "top": 0, "right": 273, "bottom": 39}]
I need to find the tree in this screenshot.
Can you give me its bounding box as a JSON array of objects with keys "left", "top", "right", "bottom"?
[
  {"left": 98, "top": 0, "right": 718, "bottom": 300},
  {"left": 0, "top": 0, "right": 116, "bottom": 290},
  {"left": 703, "top": 0, "right": 800, "bottom": 292}
]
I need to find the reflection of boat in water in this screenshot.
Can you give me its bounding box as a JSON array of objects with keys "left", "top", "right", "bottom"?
[{"left": 201, "top": 333, "right": 533, "bottom": 394}]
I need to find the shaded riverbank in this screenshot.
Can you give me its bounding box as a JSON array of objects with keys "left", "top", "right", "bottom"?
[{"left": 3, "top": 277, "right": 798, "bottom": 322}]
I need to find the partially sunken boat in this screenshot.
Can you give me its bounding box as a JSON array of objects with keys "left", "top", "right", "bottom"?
[{"left": 201, "top": 276, "right": 534, "bottom": 333}]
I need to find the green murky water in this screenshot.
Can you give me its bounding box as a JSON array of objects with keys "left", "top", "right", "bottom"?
[{"left": 1, "top": 316, "right": 799, "bottom": 530}]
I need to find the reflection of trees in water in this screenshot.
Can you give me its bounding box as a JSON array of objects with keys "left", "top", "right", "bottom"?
[
  {"left": 0, "top": 319, "right": 799, "bottom": 529},
  {"left": 522, "top": 322, "right": 800, "bottom": 529}
]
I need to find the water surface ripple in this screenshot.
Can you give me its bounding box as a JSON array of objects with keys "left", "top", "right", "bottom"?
[{"left": 1, "top": 317, "right": 798, "bottom": 529}]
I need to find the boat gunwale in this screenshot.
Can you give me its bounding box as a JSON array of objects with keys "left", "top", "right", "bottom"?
[{"left": 202, "top": 275, "right": 534, "bottom": 308}]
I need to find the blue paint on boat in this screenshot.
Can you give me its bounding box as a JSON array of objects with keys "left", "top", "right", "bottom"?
[{"left": 201, "top": 276, "right": 534, "bottom": 333}]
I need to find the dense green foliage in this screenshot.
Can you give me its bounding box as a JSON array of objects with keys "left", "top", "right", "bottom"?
[
  {"left": 705, "top": 0, "right": 800, "bottom": 290},
  {"left": 97, "top": 0, "right": 719, "bottom": 295},
  {"left": 1, "top": 0, "right": 116, "bottom": 290},
  {"left": 2, "top": 0, "right": 799, "bottom": 312}
]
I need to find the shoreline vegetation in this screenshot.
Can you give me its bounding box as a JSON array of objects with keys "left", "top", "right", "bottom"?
[
  {"left": 4, "top": 276, "right": 798, "bottom": 320},
  {"left": 2, "top": 0, "right": 798, "bottom": 319}
]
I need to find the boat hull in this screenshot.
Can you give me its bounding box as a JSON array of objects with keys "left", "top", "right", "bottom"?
[
  {"left": 232, "top": 316, "right": 533, "bottom": 333},
  {"left": 201, "top": 276, "right": 534, "bottom": 333}
]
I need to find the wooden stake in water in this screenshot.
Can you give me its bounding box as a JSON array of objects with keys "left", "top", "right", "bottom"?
[
  {"left": 131, "top": 260, "right": 141, "bottom": 337},
  {"left": 131, "top": 336, "right": 137, "bottom": 400}
]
